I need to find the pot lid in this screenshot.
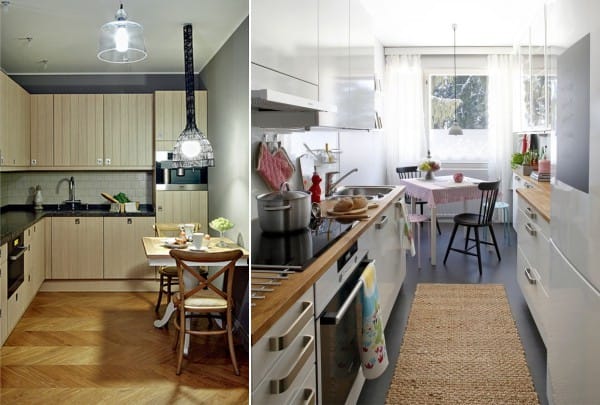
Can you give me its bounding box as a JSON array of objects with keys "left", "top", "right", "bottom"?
[{"left": 257, "top": 182, "right": 309, "bottom": 202}]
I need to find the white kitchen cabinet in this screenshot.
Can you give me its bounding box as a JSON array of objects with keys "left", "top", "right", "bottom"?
[
  {"left": 155, "top": 190, "right": 208, "bottom": 232},
  {"left": 359, "top": 200, "right": 406, "bottom": 326},
  {"left": 0, "top": 71, "right": 30, "bottom": 167},
  {"left": 0, "top": 244, "right": 7, "bottom": 345},
  {"left": 51, "top": 217, "right": 104, "bottom": 279},
  {"left": 103, "top": 217, "right": 155, "bottom": 279},
  {"left": 251, "top": 0, "right": 319, "bottom": 99},
  {"left": 512, "top": 172, "right": 536, "bottom": 231},
  {"left": 251, "top": 288, "right": 316, "bottom": 404},
  {"left": 516, "top": 194, "right": 550, "bottom": 344}
]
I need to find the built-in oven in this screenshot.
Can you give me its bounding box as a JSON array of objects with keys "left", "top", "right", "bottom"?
[
  {"left": 7, "top": 233, "right": 26, "bottom": 298},
  {"left": 155, "top": 151, "right": 208, "bottom": 191},
  {"left": 315, "top": 241, "right": 371, "bottom": 405}
]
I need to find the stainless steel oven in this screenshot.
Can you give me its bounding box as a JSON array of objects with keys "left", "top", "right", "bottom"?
[
  {"left": 155, "top": 151, "right": 208, "bottom": 191},
  {"left": 315, "top": 242, "right": 370, "bottom": 405},
  {"left": 7, "top": 233, "right": 26, "bottom": 298}
]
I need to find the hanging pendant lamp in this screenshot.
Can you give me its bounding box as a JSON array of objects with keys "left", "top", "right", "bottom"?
[
  {"left": 448, "top": 23, "right": 463, "bottom": 135},
  {"left": 98, "top": 3, "right": 147, "bottom": 63},
  {"left": 169, "top": 24, "right": 214, "bottom": 171}
]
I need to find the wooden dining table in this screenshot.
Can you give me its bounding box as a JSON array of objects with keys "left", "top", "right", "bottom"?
[
  {"left": 398, "top": 175, "right": 484, "bottom": 266},
  {"left": 142, "top": 236, "right": 249, "bottom": 340}
]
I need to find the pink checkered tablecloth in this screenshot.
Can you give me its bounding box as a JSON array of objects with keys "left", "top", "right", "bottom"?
[{"left": 398, "top": 176, "right": 483, "bottom": 207}]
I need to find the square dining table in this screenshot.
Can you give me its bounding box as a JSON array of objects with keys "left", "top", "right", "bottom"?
[{"left": 398, "top": 175, "right": 484, "bottom": 266}]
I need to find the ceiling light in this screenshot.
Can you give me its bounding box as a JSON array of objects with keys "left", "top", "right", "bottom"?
[
  {"left": 98, "top": 3, "right": 147, "bottom": 64},
  {"left": 449, "top": 23, "right": 463, "bottom": 136},
  {"left": 167, "top": 24, "right": 214, "bottom": 170}
]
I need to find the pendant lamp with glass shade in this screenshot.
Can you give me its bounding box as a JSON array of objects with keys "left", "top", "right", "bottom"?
[
  {"left": 168, "top": 24, "right": 214, "bottom": 173},
  {"left": 98, "top": 3, "right": 147, "bottom": 63},
  {"left": 449, "top": 23, "right": 463, "bottom": 135}
]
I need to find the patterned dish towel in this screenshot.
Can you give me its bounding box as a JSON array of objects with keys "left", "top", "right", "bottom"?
[
  {"left": 359, "top": 261, "right": 389, "bottom": 379},
  {"left": 398, "top": 199, "right": 416, "bottom": 256}
]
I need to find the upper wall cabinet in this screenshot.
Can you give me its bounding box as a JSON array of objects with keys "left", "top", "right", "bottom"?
[
  {"left": 53, "top": 94, "right": 104, "bottom": 167},
  {"left": 0, "top": 72, "right": 30, "bottom": 167},
  {"left": 251, "top": 0, "right": 319, "bottom": 100},
  {"left": 104, "top": 94, "right": 153, "bottom": 167},
  {"left": 30, "top": 95, "right": 54, "bottom": 167},
  {"left": 154, "top": 90, "right": 207, "bottom": 152}
]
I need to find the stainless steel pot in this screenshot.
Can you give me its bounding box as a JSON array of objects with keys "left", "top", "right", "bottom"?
[{"left": 256, "top": 182, "right": 311, "bottom": 233}]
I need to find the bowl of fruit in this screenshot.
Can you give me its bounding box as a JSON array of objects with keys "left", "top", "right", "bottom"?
[
  {"left": 209, "top": 217, "right": 235, "bottom": 247},
  {"left": 418, "top": 159, "right": 441, "bottom": 180}
]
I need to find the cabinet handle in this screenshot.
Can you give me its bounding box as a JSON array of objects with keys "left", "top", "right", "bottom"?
[
  {"left": 269, "top": 301, "right": 313, "bottom": 351},
  {"left": 127, "top": 218, "right": 133, "bottom": 225},
  {"left": 375, "top": 215, "right": 388, "bottom": 230},
  {"left": 525, "top": 207, "right": 537, "bottom": 219},
  {"left": 31, "top": 159, "right": 37, "bottom": 165},
  {"left": 75, "top": 218, "right": 80, "bottom": 225},
  {"left": 524, "top": 183, "right": 534, "bottom": 189},
  {"left": 97, "top": 158, "right": 103, "bottom": 166},
  {"left": 105, "top": 158, "right": 111, "bottom": 166},
  {"left": 525, "top": 223, "right": 537, "bottom": 236},
  {"left": 524, "top": 267, "right": 537, "bottom": 284},
  {"left": 293, "top": 388, "right": 315, "bottom": 405},
  {"left": 270, "top": 335, "right": 314, "bottom": 394}
]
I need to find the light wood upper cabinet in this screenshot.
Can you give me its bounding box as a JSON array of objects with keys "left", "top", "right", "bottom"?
[
  {"left": 51, "top": 217, "right": 104, "bottom": 279},
  {"left": 103, "top": 217, "right": 155, "bottom": 279},
  {"left": 30, "top": 95, "right": 54, "bottom": 167},
  {"left": 154, "top": 90, "right": 207, "bottom": 151},
  {"left": 0, "top": 72, "right": 30, "bottom": 167},
  {"left": 156, "top": 190, "right": 208, "bottom": 232},
  {"left": 103, "top": 94, "right": 153, "bottom": 167},
  {"left": 53, "top": 94, "right": 104, "bottom": 167}
]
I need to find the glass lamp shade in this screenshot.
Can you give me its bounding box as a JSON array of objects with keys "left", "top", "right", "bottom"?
[
  {"left": 170, "top": 127, "right": 215, "bottom": 168},
  {"left": 448, "top": 121, "right": 463, "bottom": 135},
  {"left": 98, "top": 7, "right": 147, "bottom": 63}
]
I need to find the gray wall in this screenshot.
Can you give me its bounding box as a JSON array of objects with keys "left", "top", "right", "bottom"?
[{"left": 199, "top": 17, "right": 249, "bottom": 350}]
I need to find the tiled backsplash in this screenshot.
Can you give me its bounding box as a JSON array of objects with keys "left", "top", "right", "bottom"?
[{"left": 0, "top": 171, "right": 153, "bottom": 207}]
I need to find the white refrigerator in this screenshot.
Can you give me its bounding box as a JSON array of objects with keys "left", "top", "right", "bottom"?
[{"left": 546, "top": 1, "right": 600, "bottom": 403}]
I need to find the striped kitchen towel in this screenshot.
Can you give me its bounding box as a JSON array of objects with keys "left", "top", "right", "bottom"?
[{"left": 359, "top": 261, "right": 389, "bottom": 379}]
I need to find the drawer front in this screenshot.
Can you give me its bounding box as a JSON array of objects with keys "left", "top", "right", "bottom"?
[
  {"left": 517, "top": 209, "right": 550, "bottom": 282},
  {"left": 252, "top": 288, "right": 314, "bottom": 389},
  {"left": 517, "top": 195, "right": 550, "bottom": 236},
  {"left": 252, "top": 319, "right": 316, "bottom": 404},
  {"left": 516, "top": 246, "right": 549, "bottom": 344}
]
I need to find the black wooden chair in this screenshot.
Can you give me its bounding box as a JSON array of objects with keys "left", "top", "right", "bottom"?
[
  {"left": 443, "top": 180, "right": 501, "bottom": 275},
  {"left": 396, "top": 166, "right": 441, "bottom": 235}
]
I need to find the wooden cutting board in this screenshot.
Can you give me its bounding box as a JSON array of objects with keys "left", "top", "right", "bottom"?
[
  {"left": 326, "top": 206, "right": 368, "bottom": 216},
  {"left": 101, "top": 192, "right": 119, "bottom": 203}
]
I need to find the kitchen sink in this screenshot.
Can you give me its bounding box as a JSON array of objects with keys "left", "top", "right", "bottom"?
[{"left": 332, "top": 186, "right": 396, "bottom": 199}]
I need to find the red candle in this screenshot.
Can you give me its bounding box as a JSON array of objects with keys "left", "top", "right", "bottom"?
[{"left": 521, "top": 134, "right": 528, "bottom": 154}]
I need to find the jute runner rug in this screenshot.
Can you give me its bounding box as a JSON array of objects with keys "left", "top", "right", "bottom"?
[{"left": 385, "top": 283, "right": 539, "bottom": 404}]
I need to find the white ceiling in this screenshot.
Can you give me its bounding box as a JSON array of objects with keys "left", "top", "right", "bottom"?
[
  {"left": 362, "top": 0, "right": 547, "bottom": 47},
  {"left": 0, "top": 0, "right": 248, "bottom": 74}
]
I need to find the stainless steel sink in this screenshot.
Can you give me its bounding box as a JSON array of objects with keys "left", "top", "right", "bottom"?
[{"left": 332, "top": 186, "right": 395, "bottom": 199}]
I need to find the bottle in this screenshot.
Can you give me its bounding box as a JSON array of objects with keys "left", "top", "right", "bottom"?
[
  {"left": 34, "top": 185, "right": 43, "bottom": 211},
  {"left": 309, "top": 168, "right": 322, "bottom": 203},
  {"left": 521, "top": 134, "right": 528, "bottom": 154},
  {"left": 325, "top": 143, "right": 335, "bottom": 163}
]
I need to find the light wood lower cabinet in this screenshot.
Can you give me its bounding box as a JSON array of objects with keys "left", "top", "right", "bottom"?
[
  {"left": 51, "top": 217, "right": 104, "bottom": 279},
  {"left": 156, "top": 190, "right": 208, "bottom": 232},
  {"left": 24, "top": 220, "right": 46, "bottom": 305},
  {"left": 103, "top": 217, "right": 155, "bottom": 279},
  {"left": 0, "top": 244, "right": 7, "bottom": 345}
]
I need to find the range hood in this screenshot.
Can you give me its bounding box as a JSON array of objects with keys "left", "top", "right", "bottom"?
[{"left": 252, "top": 89, "right": 336, "bottom": 113}]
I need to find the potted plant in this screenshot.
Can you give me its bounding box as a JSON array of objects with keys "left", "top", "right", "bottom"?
[{"left": 511, "top": 152, "right": 533, "bottom": 176}]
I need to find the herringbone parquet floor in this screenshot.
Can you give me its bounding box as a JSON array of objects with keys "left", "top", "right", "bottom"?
[{"left": 0, "top": 292, "right": 249, "bottom": 405}]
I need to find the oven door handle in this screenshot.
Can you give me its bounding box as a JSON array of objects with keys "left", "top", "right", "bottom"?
[
  {"left": 9, "top": 246, "right": 27, "bottom": 261},
  {"left": 321, "top": 259, "right": 374, "bottom": 325}
]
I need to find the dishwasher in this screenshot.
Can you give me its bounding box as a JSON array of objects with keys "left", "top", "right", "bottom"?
[{"left": 315, "top": 241, "right": 371, "bottom": 405}]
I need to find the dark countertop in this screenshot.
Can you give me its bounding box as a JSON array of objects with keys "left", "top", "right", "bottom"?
[{"left": 1, "top": 204, "right": 155, "bottom": 245}]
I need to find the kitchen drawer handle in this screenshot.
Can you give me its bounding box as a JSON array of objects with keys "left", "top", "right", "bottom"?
[
  {"left": 75, "top": 218, "right": 80, "bottom": 225},
  {"left": 264, "top": 204, "right": 291, "bottom": 212},
  {"left": 269, "top": 301, "right": 313, "bottom": 351},
  {"left": 525, "top": 223, "right": 537, "bottom": 236},
  {"left": 525, "top": 207, "right": 537, "bottom": 219},
  {"left": 524, "top": 182, "right": 534, "bottom": 189},
  {"left": 270, "top": 335, "right": 314, "bottom": 395},
  {"left": 525, "top": 267, "right": 537, "bottom": 284},
  {"left": 375, "top": 215, "right": 388, "bottom": 230},
  {"left": 293, "top": 388, "right": 315, "bottom": 405}
]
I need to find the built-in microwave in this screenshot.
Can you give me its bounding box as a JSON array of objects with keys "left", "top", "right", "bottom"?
[{"left": 155, "top": 151, "right": 208, "bottom": 191}]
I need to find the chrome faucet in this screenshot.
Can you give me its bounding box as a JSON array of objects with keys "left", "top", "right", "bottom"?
[
  {"left": 325, "top": 168, "right": 358, "bottom": 197},
  {"left": 59, "top": 176, "right": 80, "bottom": 210}
]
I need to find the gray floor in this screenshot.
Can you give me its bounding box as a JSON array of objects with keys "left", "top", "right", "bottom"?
[{"left": 358, "top": 222, "right": 548, "bottom": 405}]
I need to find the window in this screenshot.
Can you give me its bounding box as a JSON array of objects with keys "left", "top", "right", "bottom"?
[{"left": 428, "top": 74, "right": 489, "bottom": 162}]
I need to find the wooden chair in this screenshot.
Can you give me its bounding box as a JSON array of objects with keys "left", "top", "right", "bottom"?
[
  {"left": 396, "top": 166, "right": 441, "bottom": 235},
  {"left": 153, "top": 223, "right": 201, "bottom": 314},
  {"left": 169, "top": 249, "right": 244, "bottom": 375},
  {"left": 443, "top": 180, "right": 501, "bottom": 275}
]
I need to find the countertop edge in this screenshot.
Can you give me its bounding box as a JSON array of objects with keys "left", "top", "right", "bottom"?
[
  {"left": 513, "top": 172, "right": 551, "bottom": 222},
  {"left": 250, "top": 186, "right": 406, "bottom": 345}
]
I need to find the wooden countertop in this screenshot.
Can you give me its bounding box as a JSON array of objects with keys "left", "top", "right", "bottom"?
[
  {"left": 250, "top": 186, "right": 405, "bottom": 345},
  {"left": 513, "top": 172, "right": 552, "bottom": 222}
]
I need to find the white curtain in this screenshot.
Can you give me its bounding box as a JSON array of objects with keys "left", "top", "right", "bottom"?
[
  {"left": 383, "top": 54, "right": 427, "bottom": 184},
  {"left": 487, "top": 54, "right": 516, "bottom": 202}
]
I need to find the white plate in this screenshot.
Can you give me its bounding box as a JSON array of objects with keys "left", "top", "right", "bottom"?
[
  {"left": 162, "top": 242, "right": 188, "bottom": 249},
  {"left": 188, "top": 246, "right": 208, "bottom": 252}
]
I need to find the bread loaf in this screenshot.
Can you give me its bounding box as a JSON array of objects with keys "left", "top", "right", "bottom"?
[
  {"left": 352, "top": 196, "right": 368, "bottom": 210},
  {"left": 333, "top": 197, "right": 353, "bottom": 212}
]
